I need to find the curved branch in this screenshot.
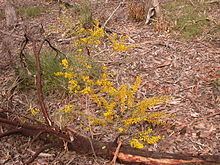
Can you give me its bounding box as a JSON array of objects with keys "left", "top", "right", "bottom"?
[{"left": 1, "top": 114, "right": 219, "bottom": 165}]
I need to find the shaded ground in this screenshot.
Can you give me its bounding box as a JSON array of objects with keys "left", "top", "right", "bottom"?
[{"left": 0, "top": 0, "right": 219, "bottom": 164}]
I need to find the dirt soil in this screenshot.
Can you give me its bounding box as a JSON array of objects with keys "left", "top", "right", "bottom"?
[{"left": 0, "top": 0, "right": 219, "bottom": 164}]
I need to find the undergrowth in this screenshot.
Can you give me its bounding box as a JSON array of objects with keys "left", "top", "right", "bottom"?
[
  {"left": 16, "top": 51, "right": 67, "bottom": 93},
  {"left": 162, "top": 0, "right": 218, "bottom": 39},
  {"left": 25, "top": 2, "right": 172, "bottom": 149},
  {"left": 51, "top": 55, "right": 170, "bottom": 148},
  {"left": 17, "top": 6, "right": 45, "bottom": 18}
]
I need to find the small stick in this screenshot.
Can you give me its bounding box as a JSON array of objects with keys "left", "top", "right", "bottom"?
[
  {"left": 103, "top": 1, "right": 124, "bottom": 28},
  {"left": 32, "top": 40, "right": 53, "bottom": 126},
  {"left": 109, "top": 140, "right": 122, "bottom": 165},
  {"left": 25, "top": 144, "right": 53, "bottom": 164}
]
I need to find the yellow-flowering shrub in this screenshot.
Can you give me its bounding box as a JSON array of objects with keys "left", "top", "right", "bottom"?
[
  {"left": 45, "top": 8, "right": 170, "bottom": 148},
  {"left": 53, "top": 104, "right": 75, "bottom": 129},
  {"left": 55, "top": 57, "right": 170, "bottom": 148}
]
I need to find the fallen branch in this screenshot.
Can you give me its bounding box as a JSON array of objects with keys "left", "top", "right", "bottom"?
[
  {"left": 0, "top": 113, "right": 219, "bottom": 165},
  {"left": 25, "top": 144, "right": 54, "bottom": 164},
  {"left": 0, "top": 128, "right": 22, "bottom": 138}
]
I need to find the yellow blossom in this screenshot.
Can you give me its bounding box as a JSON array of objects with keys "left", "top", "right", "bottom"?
[
  {"left": 137, "top": 96, "right": 170, "bottom": 113},
  {"left": 112, "top": 42, "right": 129, "bottom": 52},
  {"left": 131, "top": 76, "right": 142, "bottom": 93},
  {"left": 118, "top": 127, "right": 124, "bottom": 133},
  {"left": 60, "top": 104, "right": 73, "bottom": 113},
  {"left": 91, "top": 94, "right": 102, "bottom": 106},
  {"left": 77, "top": 49, "right": 83, "bottom": 53},
  {"left": 117, "top": 85, "right": 128, "bottom": 111},
  {"left": 103, "top": 102, "right": 116, "bottom": 120},
  {"left": 102, "top": 66, "right": 107, "bottom": 71},
  {"left": 123, "top": 117, "right": 142, "bottom": 126},
  {"left": 91, "top": 27, "right": 105, "bottom": 38},
  {"left": 54, "top": 72, "right": 64, "bottom": 76},
  {"left": 85, "top": 64, "right": 92, "bottom": 69},
  {"left": 61, "top": 59, "right": 69, "bottom": 69},
  {"left": 81, "top": 86, "right": 92, "bottom": 94},
  {"left": 130, "top": 139, "right": 144, "bottom": 149},
  {"left": 82, "top": 75, "right": 93, "bottom": 85},
  {"left": 139, "top": 129, "right": 162, "bottom": 144},
  {"left": 88, "top": 116, "right": 107, "bottom": 126},
  {"left": 68, "top": 80, "right": 79, "bottom": 93},
  {"left": 64, "top": 72, "right": 74, "bottom": 79},
  {"left": 30, "top": 108, "right": 40, "bottom": 116}
]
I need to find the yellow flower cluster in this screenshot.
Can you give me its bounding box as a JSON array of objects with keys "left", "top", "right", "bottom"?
[
  {"left": 60, "top": 104, "right": 74, "bottom": 113},
  {"left": 61, "top": 59, "right": 69, "bottom": 69},
  {"left": 76, "top": 20, "right": 105, "bottom": 47},
  {"left": 108, "top": 33, "right": 131, "bottom": 52},
  {"left": 137, "top": 96, "right": 169, "bottom": 113},
  {"left": 130, "top": 138, "right": 144, "bottom": 149},
  {"left": 30, "top": 108, "right": 40, "bottom": 116},
  {"left": 130, "top": 128, "right": 162, "bottom": 148},
  {"left": 138, "top": 128, "right": 162, "bottom": 145},
  {"left": 88, "top": 116, "right": 107, "bottom": 126}
]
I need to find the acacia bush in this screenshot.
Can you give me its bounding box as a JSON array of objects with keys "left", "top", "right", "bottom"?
[
  {"left": 17, "top": 2, "right": 171, "bottom": 149},
  {"left": 48, "top": 13, "right": 170, "bottom": 148}
]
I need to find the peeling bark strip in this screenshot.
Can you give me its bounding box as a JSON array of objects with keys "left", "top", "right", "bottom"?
[
  {"left": 0, "top": 113, "right": 220, "bottom": 165},
  {"left": 116, "top": 153, "right": 204, "bottom": 165}
]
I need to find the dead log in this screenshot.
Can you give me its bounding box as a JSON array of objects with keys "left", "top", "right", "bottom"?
[{"left": 0, "top": 112, "right": 220, "bottom": 165}]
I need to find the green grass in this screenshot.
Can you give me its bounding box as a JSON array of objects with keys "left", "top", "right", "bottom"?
[
  {"left": 162, "top": 0, "right": 213, "bottom": 39},
  {"left": 16, "top": 50, "right": 103, "bottom": 94},
  {"left": 17, "top": 6, "right": 45, "bottom": 18},
  {"left": 16, "top": 51, "right": 68, "bottom": 93}
]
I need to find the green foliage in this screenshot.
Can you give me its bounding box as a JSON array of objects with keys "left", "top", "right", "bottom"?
[
  {"left": 16, "top": 51, "right": 67, "bottom": 93},
  {"left": 162, "top": 0, "right": 212, "bottom": 39},
  {"left": 16, "top": 50, "right": 103, "bottom": 94},
  {"left": 77, "top": 0, "right": 93, "bottom": 28},
  {"left": 17, "top": 6, "right": 45, "bottom": 18}
]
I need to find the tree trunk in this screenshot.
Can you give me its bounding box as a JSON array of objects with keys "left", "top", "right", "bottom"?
[
  {"left": 4, "top": 0, "right": 17, "bottom": 28},
  {"left": 152, "top": 0, "right": 160, "bottom": 17}
]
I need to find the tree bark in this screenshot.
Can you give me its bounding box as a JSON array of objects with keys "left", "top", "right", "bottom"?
[
  {"left": 4, "top": 0, "right": 17, "bottom": 28},
  {"left": 152, "top": 0, "right": 160, "bottom": 17},
  {"left": 1, "top": 111, "right": 220, "bottom": 165}
]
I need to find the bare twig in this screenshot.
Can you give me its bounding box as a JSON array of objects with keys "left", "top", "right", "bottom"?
[
  {"left": 25, "top": 144, "right": 54, "bottom": 164},
  {"left": 103, "top": 1, "right": 124, "bottom": 28},
  {"left": 44, "top": 39, "right": 67, "bottom": 58},
  {"left": 32, "top": 40, "right": 52, "bottom": 126},
  {"left": 109, "top": 140, "right": 122, "bottom": 165}
]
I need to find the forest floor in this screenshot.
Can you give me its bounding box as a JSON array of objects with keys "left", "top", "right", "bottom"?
[{"left": 0, "top": 0, "right": 220, "bottom": 164}]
